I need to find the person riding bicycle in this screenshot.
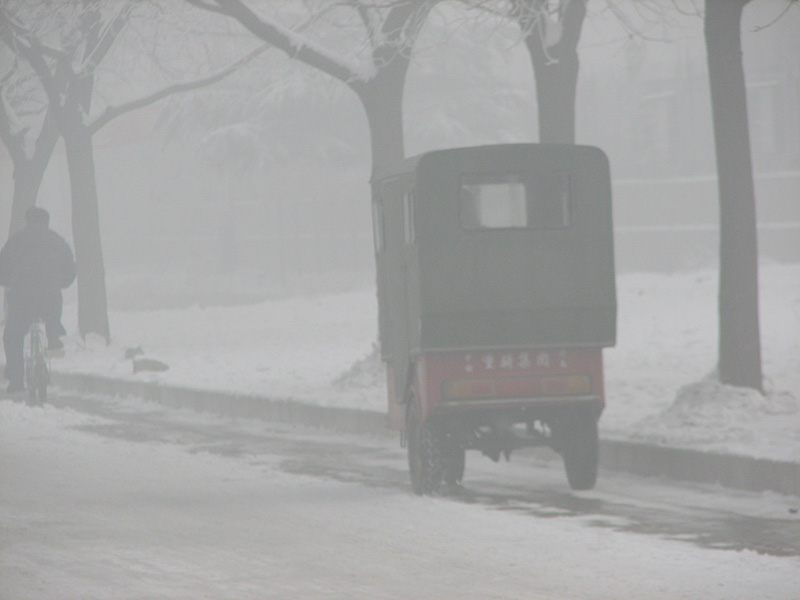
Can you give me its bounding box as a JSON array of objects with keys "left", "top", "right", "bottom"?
[{"left": 0, "top": 207, "right": 76, "bottom": 393}]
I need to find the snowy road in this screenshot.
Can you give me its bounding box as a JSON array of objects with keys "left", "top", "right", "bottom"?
[{"left": 2, "top": 391, "right": 799, "bottom": 600}]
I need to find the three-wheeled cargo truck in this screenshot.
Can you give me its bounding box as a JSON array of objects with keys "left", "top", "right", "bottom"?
[{"left": 371, "top": 143, "right": 616, "bottom": 494}]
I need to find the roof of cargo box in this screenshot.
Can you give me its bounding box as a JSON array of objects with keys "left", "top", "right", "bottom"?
[
  {"left": 370, "top": 153, "right": 426, "bottom": 184},
  {"left": 370, "top": 143, "right": 606, "bottom": 186}
]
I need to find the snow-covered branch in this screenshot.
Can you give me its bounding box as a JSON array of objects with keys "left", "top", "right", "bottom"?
[
  {"left": 0, "top": 12, "right": 63, "bottom": 104},
  {"left": 88, "top": 42, "right": 269, "bottom": 133},
  {"left": 78, "top": 1, "right": 135, "bottom": 75},
  {"left": 186, "top": 0, "right": 374, "bottom": 84}
]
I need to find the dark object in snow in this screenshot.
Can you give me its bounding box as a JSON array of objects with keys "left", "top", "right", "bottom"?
[
  {"left": 133, "top": 357, "right": 169, "bottom": 373},
  {"left": 125, "top": 347, "right": 144, "bottom": 359}
]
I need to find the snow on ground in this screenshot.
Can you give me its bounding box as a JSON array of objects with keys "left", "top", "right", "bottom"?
[
  {"left": 39, "top": 262, "right": 800, "bottom": 463},
  {"left": 1, "top": 400, "right": 798, "bottom": 600},
  {"left": 603, "top": 263, "right": 800, "bottom": 460}
]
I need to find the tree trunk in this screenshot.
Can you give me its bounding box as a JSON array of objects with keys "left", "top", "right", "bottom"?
[
  {"left": 522, "top": 0, "right": 586, "bottom": 144},
  {"left": 355, "top": 61, "right": 409, "bottom": 178},
  {"left": 6, "top": 123, "right": 60, "bottom": 237},
  {"left": 62, "top": 121, "right": 110, "bottom": 342},
  {"left": 705, "top": 0, "right": 762, "bottom": 391},
  {"left": 8, "top": 159, "right": 48, "bottom": 235}
]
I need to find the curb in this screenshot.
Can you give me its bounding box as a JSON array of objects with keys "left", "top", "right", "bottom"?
[
  {"left": 52, "top": 371, "right": 799, "bottom": 497},
  {"left": 599, "top": 439, "right": 800, "bottom": 496},
  {"left": 52, "top": 372, "right": 389, "bottom": 436}
]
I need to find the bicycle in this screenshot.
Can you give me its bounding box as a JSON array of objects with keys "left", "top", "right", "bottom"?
[{"left": 24, "top": 318, "right": 49, "bottom": 405}]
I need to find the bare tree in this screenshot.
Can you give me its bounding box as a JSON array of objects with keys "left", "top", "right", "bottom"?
[
  {"left": 486, "top": 0, "right": 772, "bottom": 392},
  {"left": 705, "top": 0, "right": 762, "bottom": 391},
  {"left": 511, "top": 0, "right": 586, "bottom": 144},
  {"left": 186, "top": 0, "right": 438, "bottom": 175},
  {"left": 0, "top": 2, "right": 124, "bottom": 339},
  {"left": 580, "top": 0, "right": 768, "bottom": 392},
  {"left": 0, "top": 1, "right": 265, "bottom": 340},
  {"left": 0, "top": 51, "right": 59, "bottom": 235}
]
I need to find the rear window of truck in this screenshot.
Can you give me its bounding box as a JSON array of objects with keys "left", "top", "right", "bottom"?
[{"left": 459, "top": 172, "right": 571, "bottom": 230}]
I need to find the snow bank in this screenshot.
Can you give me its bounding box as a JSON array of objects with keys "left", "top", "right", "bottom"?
[{"left": 36, "top": 262, "right": 800, "bottom": 463}]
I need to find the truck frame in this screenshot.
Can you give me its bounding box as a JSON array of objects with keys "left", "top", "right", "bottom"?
[{"left": 371, "top": 143, "right": 616, "bottom": 493}]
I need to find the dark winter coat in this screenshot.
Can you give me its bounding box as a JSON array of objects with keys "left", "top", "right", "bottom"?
[{"left": 0, "top": 222, "right": 76, "bottom": 308}]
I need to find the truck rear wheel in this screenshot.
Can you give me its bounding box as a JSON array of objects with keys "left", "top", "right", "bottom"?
[
  {"left": 559, "top": 409, "right": 599, "bottom": 491},
  {"left": 406, "top": 400, "right": 443, "bottom": 495},
  {"left": 442, "top": 441, "right": 465, "bottom": 487}
]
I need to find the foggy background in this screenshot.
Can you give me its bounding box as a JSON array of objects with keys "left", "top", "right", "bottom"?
[{"left": 1, "top": 1, "right": 798, "bottom": 304}]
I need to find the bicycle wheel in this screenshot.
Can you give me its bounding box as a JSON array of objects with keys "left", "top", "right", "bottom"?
[
  {"left": 34, "top": 358, "right": 48, "bottom": 404},
  {"left": 24, "top": 344, "right": 36, "bottom": 402},
  {"left": 24, "top": 325, "right": 48, "bottom": 406}
]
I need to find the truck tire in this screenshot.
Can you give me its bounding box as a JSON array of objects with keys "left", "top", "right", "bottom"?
[
  {"left": 560, "top": 409, "right": 599, "bottom": 491},
  {"left": 442, "top": 441, "right": 466, "bottom": 487},
  {"left": 406, "top": 400, "right": 443, "bottom": 495}
]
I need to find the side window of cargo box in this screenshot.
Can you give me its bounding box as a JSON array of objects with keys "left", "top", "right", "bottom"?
[
  {"left": 403, "top": 191, "right": 415, "bottom": 245},
  {"left": 372, "top": 200, "right": 385, "bottom": 252}
]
